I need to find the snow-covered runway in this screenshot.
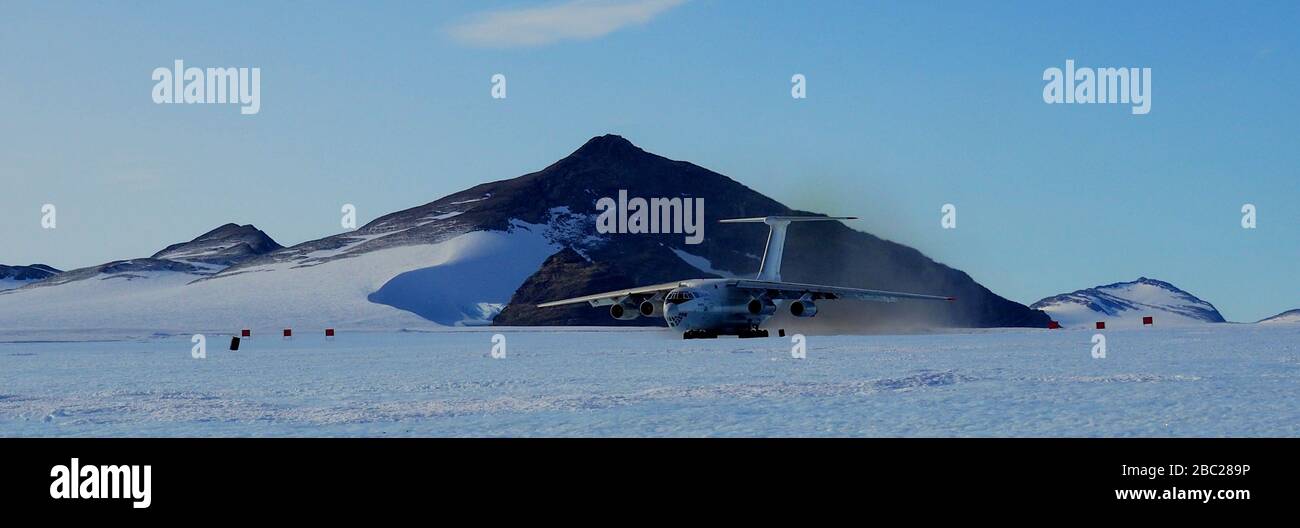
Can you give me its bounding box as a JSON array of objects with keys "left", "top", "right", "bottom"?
[{"left": 1, "top": 325, "right": 1296, "bottom": 437}]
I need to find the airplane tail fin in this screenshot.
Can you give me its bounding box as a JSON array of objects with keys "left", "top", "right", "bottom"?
[{"left": 718, "top": 216, "right": 857, "bottom": 281}]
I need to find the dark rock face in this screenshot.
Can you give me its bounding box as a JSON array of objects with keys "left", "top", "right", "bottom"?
[
  {"left": 152, "top": 223, "right": 283, "bottom": 266},
  {"left": 494, "top": 247, "right": 664, "bottom": 327}
]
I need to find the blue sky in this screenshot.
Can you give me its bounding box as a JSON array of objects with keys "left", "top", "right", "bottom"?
[{"left": 1, "top": 0, "right": 1297, "bottom": 321}]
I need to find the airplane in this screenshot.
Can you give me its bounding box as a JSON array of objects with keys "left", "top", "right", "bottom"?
[{"left": 537, "top": 216, "right": 955, "bottom": 339}]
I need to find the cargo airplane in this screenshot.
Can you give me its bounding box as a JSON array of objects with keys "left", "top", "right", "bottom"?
[{"left": 538, "top": 216, "right": 954, "bottom": 339}]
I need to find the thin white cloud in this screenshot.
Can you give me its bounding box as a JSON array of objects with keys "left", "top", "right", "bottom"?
[{"left": 447, "top": 0, "right": 687, "bottom": 48}]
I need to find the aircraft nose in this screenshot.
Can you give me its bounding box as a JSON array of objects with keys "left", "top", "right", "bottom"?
[{"left": 664, "top": 303, "right": 684, "bottom": 327}]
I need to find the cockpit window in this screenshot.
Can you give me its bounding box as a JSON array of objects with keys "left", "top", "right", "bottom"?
[{"left": 665, "top": 291, "right": 696, "bottom": 304}]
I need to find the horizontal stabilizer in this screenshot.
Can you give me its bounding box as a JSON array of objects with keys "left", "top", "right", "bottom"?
[{"left": 719, "top": 216, "right": 857, "bottom": 223}]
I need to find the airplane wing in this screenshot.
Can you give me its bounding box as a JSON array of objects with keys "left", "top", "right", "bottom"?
[
  {"left": 536, "top": 281, "right": 686, "bottom": 308},
  {"left": 734, "top": 279, "right": 955, "bottom": 304}
]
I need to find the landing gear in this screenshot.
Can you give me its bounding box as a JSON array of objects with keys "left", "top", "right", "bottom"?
[
  {"left": 683, "top": 329, "right": 718, "bottom": 340},
  {"left": 683, "top": 328, "right": 770, "bottom": 339}
]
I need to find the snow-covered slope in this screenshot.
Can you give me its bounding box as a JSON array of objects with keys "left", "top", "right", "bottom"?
[
  {"left": 0, "top": 177, "right": 575, "bottom": 335},
  {"left": 0, "top": 220, "right": 562, "bottom": 335},
  {"left": 0, "top": 222, "right": 287, "bottom": 330},
  {"left": 1031, "top": 277, "right": 1225, "bottom": 328},
  {"left": 1258, "top": 309, "right": 1300, "bottom": 325}
]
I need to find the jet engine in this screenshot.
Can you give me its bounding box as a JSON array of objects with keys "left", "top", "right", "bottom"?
[
  {"left": 609, "top": 300, "right": 640, "bottom": 320},
  {"left": 639, "top": 299, "right": 663, "bottom": 317},
  {"left": 789, "top": 299, "right": 819, "bottom": 318},
  {"left": 747, "top": 298, "right": 777, "bottom": 316}
]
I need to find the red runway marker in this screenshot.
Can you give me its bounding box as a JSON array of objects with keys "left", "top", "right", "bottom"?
[
  {"left": 1142, "top": 316, "right": 1153, "bottom": 325},
  {"left": 1095, "top": 321, "right": 1106, "bottom": 330},
  {"left": 283, "top": 328, "right": 292, "bottom": 338},
  {"left": 325, "top": 328, "right": 335, "bottom": 337},
  {"left": 241, "top": 329, "right": 251, "bottom": 338}
]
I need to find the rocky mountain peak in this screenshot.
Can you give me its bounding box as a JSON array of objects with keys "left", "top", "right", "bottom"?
[
  {"left": 152, "top": 223, "right": 283, "bottom": 266},
  {"left": 570, "top": 134, "right": 645, "bottom": 161}
]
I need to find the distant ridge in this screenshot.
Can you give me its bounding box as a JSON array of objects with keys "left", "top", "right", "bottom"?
[
  {"left": 1032, "top": 277, "right": 1225, "bottom": 327},
  {"left": 1258, "top": 309, "right": 1300, "bottom": 324},
  {"left": 0, "top": 264, "right": 61, "bottom": 291}
]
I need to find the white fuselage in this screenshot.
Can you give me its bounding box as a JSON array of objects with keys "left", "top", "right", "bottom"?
[{"left": 661, "top": 279, "right": 775, "bottom": 334}]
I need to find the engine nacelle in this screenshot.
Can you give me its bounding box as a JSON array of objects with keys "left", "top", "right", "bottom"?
[
  {"left": 610, "top": 301, "right": 640, "bottom": 320},
  {"left": 639, "top": 300, "right": 663, "bottom": 317},
  {"left": 747, "top": 298, "right": 777, "bottom": 316},
  {"left": 789, "top": 300, "right": 819, "bottom": 318}
]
